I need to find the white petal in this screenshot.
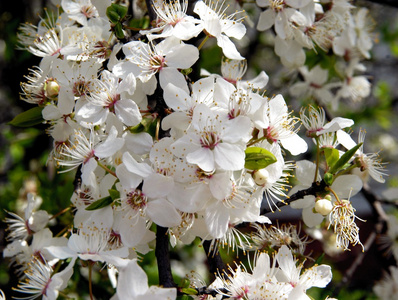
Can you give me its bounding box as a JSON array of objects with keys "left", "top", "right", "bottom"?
[
  {"left": 95, "top": 127, "right": 124, "bottom": 158},
  {"left": 117, "top": 259, "right": 148, "bottom": 298},
  {"left": 163, "top": 83, "right": 191, "bottom": 111},
  {"left": 116, "top": 164, "right": 142, "bottom": 190},
  {"left": 222, "top": 20, "right": 246, "bottom": 39},
  {"left": 187, "top": 147, "right": 215, "bottom": 172},
  {"left": 42, "top": 105, "right": 62, "bottom": 120},
  {"left": 122, "top": 152, "right": 153, "bottom": 178},
  {"left": 257, "top": 10, "right": 275, "bottom": 31},
  {"left": 115, "top": 99, "right": 142, "bottom": 126},
  {"left": 146, "top": 199, "right": 181, "bottom": 227},
  {"left": 281, "top": 133, "right": 308, "bottom": 155},
  {"left": 318, "top": 117, "right": 354, "bottom": 135},
  {"left": 336, "top": 130, "right": 357, "bottom": 150},
  {"left": 205, "top": 201, "right": 229, "bottom": 239},
  {"left": 166, "top": 44, "right": 199, "bottom": 69},
  {"left": 332, "top": 175, "right": 363, "bottom": 199},
  {"left": 143, "top": 173, "right": 174, "bottom": 199},
  {"left": 213, "top": 143, "right": 245, "bottom": 171},
  {"left": 159, "top": 68, "right": 189, "bottom": 92},
  {"left": 302, "top": 206, "right": 324, "bottom": 227},
  {"left": 217, "top": 34, "right": 244, "bottom": 60}
]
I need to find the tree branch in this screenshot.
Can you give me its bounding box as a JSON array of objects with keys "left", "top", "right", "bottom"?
[
  {"left": 203, "top": 240, "right": 227, "bottom": 278},
  {"left": 145, "top": 0, "right": 157, "bottom": 23},
  {"left": 155, "top": 225, "right": 176, "bottom": 288},
  {"left": 261, "top": 180, "right": 327, "bottom": 215},
  {"left": 362, "top": 0, "right": 398, "bottom": 9}
]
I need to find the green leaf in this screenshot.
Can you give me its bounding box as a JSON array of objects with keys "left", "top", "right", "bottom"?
[
  {"left": 329, "top": 143, "right": 363, "bottom": 175},
  {"left": 323, "top": 148, "right": 340, "bottom": 170},
  {"left": 245, "top": 147, "right": 277, "bottom": 170},
  {"left": 86, "top": 196, "right": 113, "bottom": 211},
  {"left": 179, "top": 278, "right": 191, "bottom": 289},
  {"left": 108, "top": 188, "right": 120, "bottom": 201},
  {"left": 106, "top": 3, "right": 127, "bottom": 23},
  {"left": 180, "top": 288, "right": 198, "bottom": 295},
  {"left": 8, "top": 106, "right": 44, "bottom": 127},
  {"left": 315, "top": 253, "right": 325, "bottom": 265},
  {"left": 114, "top": 22, "right": 125, "bottom": 39},
  {"left": 180, "top": 68, "right": 192, "bottom": 75},
  {"left": 112, "top": 3, "right": 128, "bottom": 19},
  {"left": 107, "top": 10, "right": 121, "bottom": 24}
]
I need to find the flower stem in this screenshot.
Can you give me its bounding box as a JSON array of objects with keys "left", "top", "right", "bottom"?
[
  {"left": 88, "top": 263, "right": 94, "bottom": 300},
  {"left": 96, "top": 160, "right": 117, "bottom": 177},
  {"left": 326, "top": 186, "right": 341, "bottom": 204},
  {"left": 314, "top": 137, "right": 320, "bottom": 182},
  {"left": 49, "top": 205, "right": 72, "bottom": 220},
  {"left": 198, "top": 35, "right": 210, "bottom": 51},
  {"left": 247, "top": 136, "right": 267, "bottom": 147}
]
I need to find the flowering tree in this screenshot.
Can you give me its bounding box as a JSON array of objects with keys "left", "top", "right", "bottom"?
[{"left": 1, "top": 0, "right": 396, "bottom": 299}]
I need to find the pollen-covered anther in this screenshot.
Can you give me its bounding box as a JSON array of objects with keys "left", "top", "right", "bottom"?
[
  {"left": 200, "top": 131, "right": 221, "bottom": 150},
  {"left": 149, "top": 54, "right": 167, "bottom": 71},
  {"left": 126, "top": 190, "right": 148, "bottom": 211}
]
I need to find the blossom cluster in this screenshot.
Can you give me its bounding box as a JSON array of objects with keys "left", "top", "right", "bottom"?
[
  {"left": 255, "top": 0, "right": 373, "bottom": 109},
  {"left": 2, "top": 0, "right": 387, "bottom": 299}
]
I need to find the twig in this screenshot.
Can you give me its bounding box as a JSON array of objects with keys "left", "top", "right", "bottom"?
[
  {"left": 145, "top": 0, "right": 157, "bottom": 23},
  {"left": 261, "top": 180, "right": 327, "bottom": 215}
]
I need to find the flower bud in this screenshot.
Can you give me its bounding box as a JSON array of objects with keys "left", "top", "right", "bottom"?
[
  {"left": 253, "top": 168, "right": 269, "bottom": 186},
  {"left": 315, "top": 198, "right": 333, "bottom": 216},
  {"left": 45, "top": 79, "right": 60, "bottom": 98}
]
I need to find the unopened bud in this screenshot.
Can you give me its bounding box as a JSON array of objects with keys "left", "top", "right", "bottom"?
[
  {"left": 315, "top": 198, "right": 333, "bottom": 216},
  {"left": 253, "top": 168, "right": 269, "bottom": 186},
  {"left": 45, "top": 79, "right": 60, "bottom": 98}
]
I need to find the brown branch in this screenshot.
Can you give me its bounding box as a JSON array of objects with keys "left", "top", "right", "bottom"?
[
  {"left": 145, "top": 0, "right": 157, "bottom": 23},
  {"left": 261, "top": 180, "right": 327, "bottom": 215},
  {"left": 362, "top": 0, "right": 398, "bottom": 9},
  {"left": 203, "top": 240, "right": 227, "bottom": 279},
  {"left": 155, "top": 225, "right": 176, "bottom": 288}
]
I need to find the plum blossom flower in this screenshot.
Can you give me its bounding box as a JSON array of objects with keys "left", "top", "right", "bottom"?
[
  {"left": 142, "top": 0, "right": 202, "bottom": 41},
  {"left": 61, "top": 0, "right": 99, "bottom": 26},
  {"left": 337, "top": 129, "right": 387, "bottom": 183},
  {"left": 113, "top": 37, "right": 199, "bottom": 91},
  {"left": 299, "top": 105, "right": 354, "bottom": 138},
  {"left": 112, "top": 259, "right": 177, "bottom": 300},
  {"left": 76, "top": 69, "right": 141, "bottom": 127},
  {"left": 43, "top": 58, "right": 102, "bottom": 121},
  {"left": 194, "top": 0, "right": 246, "bottom": 60},
  {"left": 328, "top": 196, "right": 364, "bottom": 251},
  {"left": 275, "top": 245, "right": 332, "bottom": 299},
  {"left": 13, "top": 257, "right": 76, "bottom": 300},
  {"left": 171, "top": 103, "right": 252, "bottom": 172},
  {"left": 289, "top": 160, "right": 363, "bottom": 227},
  {"left": 56, "top": 126, "right": 124, "bottom": 186},
  {"left": 290, "top": 65, "right": 335, "bottom": 106},
  {"left": 116, "top": 150, "right": 182, "bottom": 229},
  {"left": 46, "top": 226, "right": 129, "bottom": 263},
  {"left": 255, "top": 94, "right": 308, "bottom": 155},
  {"left": 256, "top": 0, "right": 311, "bottom": 39},
  {"left": 374, "top": 266, "right": 398, "bottom": 300}
]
